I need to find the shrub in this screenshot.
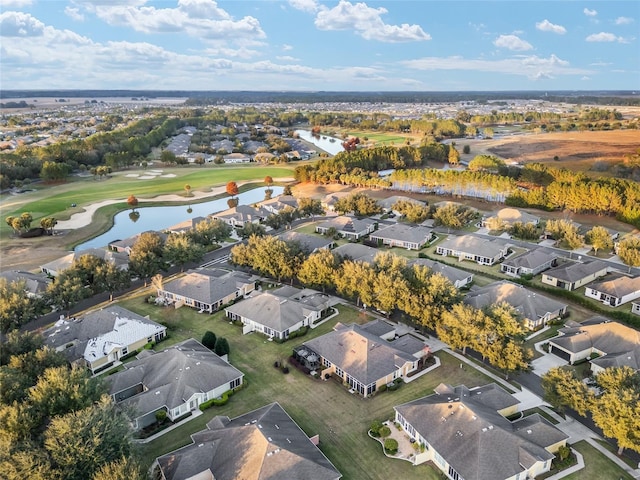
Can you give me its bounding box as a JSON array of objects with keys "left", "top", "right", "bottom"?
[
  {"left": 281, "top": 366, "right": 290, "bottom": 374},
  {"left": 214, "top": 337, "right": 230, "bottom": 356},
  {"left": 384, "top": 438, "right": 398, "bottom": 455},
  {"left": 370, "top": 420, "right": 383, "bottom": 436},
  {"left": 155, "top": 410, "right": 167, "bottom": 422},
  {"left": 557, "top": 445, "right": 571, "bottom": 461},
  {"left": 202, "top": 331, "right": 217, "bottom": 349},
  {"left": 378, "top": 426, "right": 391, "bottom": 438}
]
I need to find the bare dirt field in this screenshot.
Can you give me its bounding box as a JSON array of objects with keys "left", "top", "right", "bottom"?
[{"left": 469, "top": 130, "right": 639, "bottom": 170}]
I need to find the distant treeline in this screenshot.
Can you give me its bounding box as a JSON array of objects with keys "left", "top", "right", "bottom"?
[
  {"left": 2, "top": 90, "right": 640, "bottom": 106},
  {"left": 0, "top": 101, "right": 32, "bottom": 109}
]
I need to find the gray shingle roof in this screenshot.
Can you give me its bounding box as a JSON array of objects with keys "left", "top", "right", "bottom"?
[
  {"left": 544, "top": 260, "right": 609, "bottom": 283},
  {"left": 42, "top": 305, "right": 165, "bottom": 365},
  {"left": 411, "top": 258, "right": 472, "bottom": 285},
  {"left": 316, "top": 216, "right": 376, "bottom": 235},
  {"left": 395, "top": 384, "right": 564, "bottom": 480},
  {"left": 302, "top": 322, "right": 420, "bottom": 385},
  {"left": 551, "top": 318, "right": 640, "bottom": 355},
  {"left": 157, "top": 402, "right": 342, "bottom": 480},
  {"left": 40, "top": 247, "right": 129, "bottom": 273},
  {"left": 278, "top": 231, "right": 334, "bottom": 253},
  {"left": 332, "top": 243, "right": 378, "bottom": 264},
  {"left": 501, "top": 248, "right": 556, "bottom": 270},
  {"left": 0, "top": 270, "right": 50, "bottom": 295},
  {"left": 464, "top": 281, "right": 567, "bottom": 324},
  {"left": 438, "top": 235, "right": 506, "bottom": 259},
  {"left": 370, "top": 224, "right": 432, "bottom": 244},
  {"left": 587, "top": 275, "right": 640, "bottom": 298},
  {"left": 161, "top": 268, "right": 257, "bottom": 305},
  {"left": 109, "top": 338, "right": 243, "bottom": 416}
]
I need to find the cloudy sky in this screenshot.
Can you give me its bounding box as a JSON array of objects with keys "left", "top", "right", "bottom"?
[{"left": 1, "top": 0, "right": 638, "bottom": 91}]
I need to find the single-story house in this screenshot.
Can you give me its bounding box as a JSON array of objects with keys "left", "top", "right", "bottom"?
[
  {"left": 253, "top": 152, "right": 276, "bottom": 163},
  {"left": 297, "top": 321, "right": 430, "bottom": 396},
  {"left": 321, "top": 191, "right": 352, "bottom": 212},
  {"left": 155, "top": 402, "right": 342, "bottom": 480},
  {"left": 223, "top": 152, "right": 252, "bottom": 163},
  {"left": 633, "top": 302, "right": 640, "bottom": 316},
  {"left": 225, "top": 287, "right": 335, "bottom": 340},
  {"left": 464, "top": 281, "right": 568, "bottom": 330},
  {"left": 40, "top": 247, "right": 129, "bottom": 277},
  {"left": 482, "top": 207, "right": 540, "bottom": 228},
  {"left": 376, "top": 195, "right": 425, "bottom": 215},
  {"left": 411, "top": 258, "right": 474, "bottom": 289},
  {"left": 157, "top": 268, "right": 259, "bottom": 313},
  {"left": 436, "top": 235, "right": 509, "bottom": 266},
  {"left": 315, "top": 216, "right": 377, "bottom": 241},
  {"left": 259, "top": 194, "right": 299, "bottom": 215},
  {"left": 42, "top": 305, "right": 167, "bottom": 373},
  {"left": 0, "top": 270, "right": 50, "bottom": 297},
  {"left": 585, "top": 274, "right": 640, "bottom": 307},
  {"left": 369, "top": 224, "right": 434, "bottom": 250},
  {"left": 332, "top": 243, "right": 379, "bottom": 265},
  {"left": 211, "top": 205, "right": 269, "bottom": 228},
  {"left": 109, "top": 338, "right": 244, "bottom": 429},
  {"left": 278, "top": 231, "right": 335, "bottom": 253},
  {"left": 548, "top": 318, "right": 640, "bottom": 373},
  {"left": 541, "top": 260, "right": 609, "bottom": 291},
  {"left": 394, "top": 383, "right": 568, "bottom": 480},
  {"left": 500, "top": 249, "right": 557, "bottom": 277},
  {"left": 165, "top": 216, "right": 207, "bottom": 235},
  {"left": 108, "top": 231, "right": 168, "bottom": 255}
]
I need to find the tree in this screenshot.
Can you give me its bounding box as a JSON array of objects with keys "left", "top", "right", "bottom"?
[
  {"left": 226, "top": 181, "right": 239, "bottom": 197},
  {"left": 163, "top": 234, "right": 204, "bottom": 271},
  {"left": 264, "top": 175, "right": 273, "bottom": 186},
  {"left": 297, "top": 197, "right": 324, "bottom": 217},
  {"left": 202, "top": 331, "right": 217, "bottom": 349},
  {"left": 214, "top": 337, "right": 230, "bottom": 356},
  {"left": 91, "top": 456, "right": 145, "bottom": 480},
  {"left": 44, "top": 270, "right": 87, "bottom": 313},
  {"left": 436, "top": 303, "right": 481, "bottom": 354},
  {"left": 298, "top": 249, "right": 338, "bottom": 292},
  {"left": 94, "top": 262, "right": 131, "bottom": 302},
  {"left": 129, "top": 231, "right": 166, "bottom": 285},
  {"left": 184, "top": 184, "right": 192, "bottom": 197},
  {"left": 591, "top": 386, "right": 640, "bottom": 455},
  {"left": 617, "top": 237, "right": 640, "bottom": 270},
  {"left": 448, "top": 144, "right": 460, "bottom": 165},
  {"left": 0, "top": 278, "right": 40, "bottom": 333},
  {"left": 238, "top": 222, "right": 266, "bottom": 239},
  {"left": 190, "top": 218, "right": 232, "bottom": 245},
  {"left": 44, "top": 396, "right": 133, "bottom": 480},
  {"left": 283, "top": 185, "right": 292, "bottom": 196},
  {"left": 585, "top": 226, "right": 613, "bottom": 255},
  {"left": 127, "top": 194, "right": 139, "bottom": 211},
  {"left": 40, "top": 217, "right": 57, "bottom": 235},
  {"left": 0, "top": 330, "right": 43, "bottom": 366},
  {"left": 541, "top": 367, "right": 591, "bottom": 415},
  {"left": 383, "top": 438, "right": 398, "bottom": 454},
  {"left": 160, "top": 150, "right": 177, "bottom": 164}
]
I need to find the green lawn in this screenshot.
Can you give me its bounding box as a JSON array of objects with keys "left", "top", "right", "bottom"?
[
  {"left": 117, "top": 294, "right": 496, "bottom": 480},
  {"left": 1, "top": 165, "right": 294, "bottom": 237},
  {"left": 564, "top": 441, "right": 635, "bottom": 480}
]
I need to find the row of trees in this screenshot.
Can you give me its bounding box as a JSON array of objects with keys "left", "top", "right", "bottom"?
[
  {"left": 542, "top": 366, "right": 640, "bottom": 454},
  {"left": 0, "top": 331, "right": 144, "bottom": 480},
  {"left": 231, "top": 240, "right": 530, "bottom": 377}
]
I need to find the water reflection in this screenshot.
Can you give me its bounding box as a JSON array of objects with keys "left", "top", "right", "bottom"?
[
  {"left": 294, "top": 130, "right": 345, "bottom": 156},
  {"left": 75, "top": 186, "right": 283, "bottom": 251}
]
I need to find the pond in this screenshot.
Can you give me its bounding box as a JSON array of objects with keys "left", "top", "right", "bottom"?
[
  {"left": 75, "top": 186, "right": 283, "bottom": 251},
  {"left": 294, "top": 129, "right": 345, "bottom": 156}
]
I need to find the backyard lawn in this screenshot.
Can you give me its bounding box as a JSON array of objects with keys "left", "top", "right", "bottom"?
[
  {"left": 117, "top": 294, "right": 496, "bottom": 480},
  {"left": 564, "top": 441, "right": 635, "bottom": 480}
]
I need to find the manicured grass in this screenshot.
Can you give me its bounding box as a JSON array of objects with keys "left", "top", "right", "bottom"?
[
  {"left": 0, "top": 165, "right": 294, "bottom": 237},
  {"left": 564, "top": 441, "right": 635, "bottom": 480},
  {"left": 340, "top": 130, "right": 419, "bottom": 146},
  {"left": 117, "top": 294, "right": 496, "bottom": 480}
]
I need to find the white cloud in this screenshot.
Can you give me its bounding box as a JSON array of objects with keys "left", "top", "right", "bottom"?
[
  {"left": 535, "top": 19, "right": 566, "bottom": 34},
  {"left": 314, "top": 1, "right": 430, "bottom": 43},
  {"left": 615, "top": 16, "right": 634, "bottom": 25},
  {"left": 585, "top": 32, "right": 620, "bottom": 42},
  {"left": 584, "top": 8, "right": 597, "bottom": 17},
  {"left": 401, "top": 54, "right": 591, "bottom": 81},
  {"left": 282, "top": 44, "right": 293, "bottom": 51},
  {"left": 276, "top": 55, "right": 300, "bottom": 61},
  {"left": 288, "top": 0, "right": 319, "bottom": 13},
  {"left": 0, "top": 0, "right": 34, "bottom": 7},
  {"left": 493, "top": 34, "right": 533, "bottom": 51},
  {"left": 64, "top": 7, "right": 85, "bottom": 22},
  {"left": 0, "top": 11, "right": 45, "bottom": 36},
  {"left": 581, "top": 76, "right": 591, "bottom": 81},
  {"left": 78, "top": 0, "right": 265, "bottom": 42}
]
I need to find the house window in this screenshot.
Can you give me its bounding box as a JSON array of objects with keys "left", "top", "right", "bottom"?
[
  {"left": 323, "top": 358, "right": 332, "bottom": 368},
  {"left": 367, "top": 383, "right": 376, "bottom": 395},
  {"left": 433, "top": 451, "right": 446, "bottom": 468},
  {"left": 448, "top": 465, "right": 463, "bottom": 480},
  {"left": 335, "top": 367, "right": 344, "bottom": 378},
  {"left": 120, "top": 347, "right": 128, "bottom": 357},
  {"left": 229, "top": 377, "right": 241, "bottom": 389}
]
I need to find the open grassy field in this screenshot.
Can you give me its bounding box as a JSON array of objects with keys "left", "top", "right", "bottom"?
[
  {"left": 116, "top": 294, "right": 496, "bottom": 480},
  {"left": 564, "top": 441, "right": 635, "bottom": 480},
  {"left": 0, "top": 165, "right": 294, "bottom": 270}
]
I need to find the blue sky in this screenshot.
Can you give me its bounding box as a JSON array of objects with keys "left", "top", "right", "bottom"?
[{"left": 0, "top": 0, "right": 638, "bottom": 91}]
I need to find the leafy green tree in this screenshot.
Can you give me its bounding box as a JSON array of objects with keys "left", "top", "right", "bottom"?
[
  {"left": 44, "top": 270, "right": 88, "bottom": 312},
  {"left": 448, "top": 144, "right": 460, "bottom": 165},
  {"left": 541, "top": 367, "right": 591, "bottom": 415},
  {"left": 202, "top": 331, "right": 217, "bottom": 349},
  {"left": 0, "top": 330, "right": 43, "bottom": 365},
  {"left": 44, "top": 396, "right": 133, "bottom": 480},
  {"left": 383, "top": 438, "right": 398, "bottom": 454},
  {"left": 585, "top": 226, "right": 613, "bottom": 255},
  {"left": 214, "top": 337, "right": 230, "bottom": 356},
  {"left": 238, "top": 222, "right": 266, "bottom": 239},
  {"left": 617, "top": 237, "right": 640, "bottom": 269},
  {"left": 91, "top": 456, "right": 145, "bottom": 480},
  {"left": 298, "top": 249, "right": 338, "bottom": 292},
  {"left": 591, "top": 385, "right": 640, "bottom": 455},
  {"left": 333, "top": 192, "right": 381, "bottom": 217},
  {"left": 334, "top": 260, "right": 376, "bottom": 307},
  {"left": 432, "top": 204, "right": 475, "bottom": 231},
  {"left": 297, "top": 197, "right": 324, "bottom": 217},
  {"left": 94, "top": 261, "right": 131, "bottom": 302},
  {"left": 163, "top": 234, "right": 204, "bottom": 271},
  {"left": 40, "top": 217, "right": 57, "bottom": 235},
  {"left": 0, "top": 278, "right": 40, "bottom": 333},
  {"left": 436, "top": 303, "right": 482, "bottom": 354},
  {"left": 283, "top": 185, "right": 293, "bottom": 196},
  {"left": 391, "top": 199, "right": 430, "bottom": 223},
  {"left": 129, "top": 232, "right": 166, "bottom": 285},
  {"left": 189, "top": 218, "right": 232, "bottom": 245}
]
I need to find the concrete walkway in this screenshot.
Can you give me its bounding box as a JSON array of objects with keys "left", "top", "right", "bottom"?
[{"left": 543, "top": 448, "right": 585, "bottom": 480}]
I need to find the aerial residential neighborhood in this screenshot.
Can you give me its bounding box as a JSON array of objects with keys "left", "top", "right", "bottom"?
[{"left": 2, "top": 1, "right": 640, "bottom": 475}]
